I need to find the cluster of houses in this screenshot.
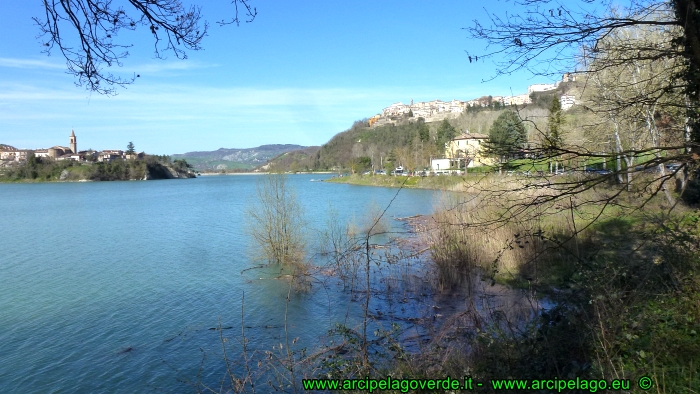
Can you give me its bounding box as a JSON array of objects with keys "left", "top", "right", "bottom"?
[
  {"left": 0, "top": 130, "right": 141, "bottom": 168},
  {"left": 368, "top": 73, "right": 579, "bottom": 127}
]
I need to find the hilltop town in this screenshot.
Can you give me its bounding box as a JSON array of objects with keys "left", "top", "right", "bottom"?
[
  {"left": 0, "top": 131, "right": 195, "bottom": 181},
  {"left": 367, "top": 73, "right": 578, "bottom": 127},
  {"left": 0, "top": 130, "right": 144, "bottom": 169}
]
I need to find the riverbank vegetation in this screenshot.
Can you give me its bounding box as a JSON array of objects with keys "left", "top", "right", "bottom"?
[
  {"left": 0, "top": 154, "right": 194, "bottom": 182},
  {"left": 424, "top": 181, "right": 699, "bottom": 390},
  {"left": 205, "top": 171, "right": 698, "bottom": 392},
  {"left": 246, "top": 174, "right": 308, "bottom": 273}
]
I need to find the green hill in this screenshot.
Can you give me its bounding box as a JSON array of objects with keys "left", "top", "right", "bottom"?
[{"left": 266, "top": 120, "right": 439, "bottom": 173}]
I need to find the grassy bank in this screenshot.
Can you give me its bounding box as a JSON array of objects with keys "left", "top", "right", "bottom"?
[{"left": 325, "top": 173, "right": 469, "bottom": 190}]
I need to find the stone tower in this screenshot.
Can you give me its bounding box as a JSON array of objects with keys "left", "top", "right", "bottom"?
[{"left": 69, "top": 130, "right": 77, "bottom": 154}]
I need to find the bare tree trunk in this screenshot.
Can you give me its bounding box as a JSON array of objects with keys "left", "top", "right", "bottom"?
[{"left": 611, "top": 115, "right": 626, "bottom": 185}]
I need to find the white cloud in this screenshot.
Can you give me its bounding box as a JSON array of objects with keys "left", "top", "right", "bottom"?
[
  {"left": 125, "top": 60, "right": 218, "bottom": 74},
  {"left": 0, "top": 57, "right": 217, "bottom": 80},
  {"left": 0, "top": 57, "right": 64, "bottom": 70}
]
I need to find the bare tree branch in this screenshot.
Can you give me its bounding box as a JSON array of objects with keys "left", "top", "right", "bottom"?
[{"left": 35, "top": 0, "right": 256, "bottom": 95}]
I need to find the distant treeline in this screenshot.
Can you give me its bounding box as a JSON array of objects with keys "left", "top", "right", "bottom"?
[{"left": 0, "top": 155, "right": 193, "bottom": 182}]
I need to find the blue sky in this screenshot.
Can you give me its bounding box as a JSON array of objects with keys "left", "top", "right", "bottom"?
[{"left": 0, "top": 1, "right": 563, "bottom": 154}]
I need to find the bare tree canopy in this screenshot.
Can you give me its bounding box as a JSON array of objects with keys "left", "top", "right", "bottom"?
[
  {"left": 467, "top": 0, "right": 700, "bottom": 141},
  {"left": 467, "top": 0, "right": 696, "bottom": 77},
  {"left": 36, "top": 0, "right": 257, "bottom": 95}
]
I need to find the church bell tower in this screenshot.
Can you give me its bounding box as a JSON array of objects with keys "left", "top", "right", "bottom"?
[{"left": 69, "top": 130, "right": 77, "bottom": 154}]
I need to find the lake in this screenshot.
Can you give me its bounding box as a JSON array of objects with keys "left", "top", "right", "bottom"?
[{"left": 0, "top": 174, "right": 442, "bottom": 393}]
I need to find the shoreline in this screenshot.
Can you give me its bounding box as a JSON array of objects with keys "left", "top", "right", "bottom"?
[
  {"left": 198, "top": 171, "right": 335, "bottom": 176},
  {"left": 0, "top": 178, "right": 94, "bottom": 184}
]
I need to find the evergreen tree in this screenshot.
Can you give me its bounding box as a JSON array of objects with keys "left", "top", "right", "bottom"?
[
  {"left": 126, "top": 141, "right": 136, "bottom": 154},
  {"left": 545, "top": 96, "right": 565, "bottom": 173},
  {"left": 418, "top": 123, "right": 430, "bottom": 143},
  {"left": 546, "top": 96, "right": 564, "bottom": 150},
  {"left": 435, "top": 119, "right": 457, "bottom": 153},
  {"left": 483, "top": 110, "right": 527, "bottom": 162}
]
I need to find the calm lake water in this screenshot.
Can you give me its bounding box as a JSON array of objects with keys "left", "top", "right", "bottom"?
[{"left": 0, "top": 174, "right": 441, "bottom": 393}]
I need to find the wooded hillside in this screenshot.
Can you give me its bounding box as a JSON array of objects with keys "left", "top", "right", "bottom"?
[{"left": 266, "top": 99, "right": 577, "bottom": 173}]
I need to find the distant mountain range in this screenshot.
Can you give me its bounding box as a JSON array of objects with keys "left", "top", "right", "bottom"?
[{"left": 172, "top": 144, "right": 310, "bottom": 171}]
